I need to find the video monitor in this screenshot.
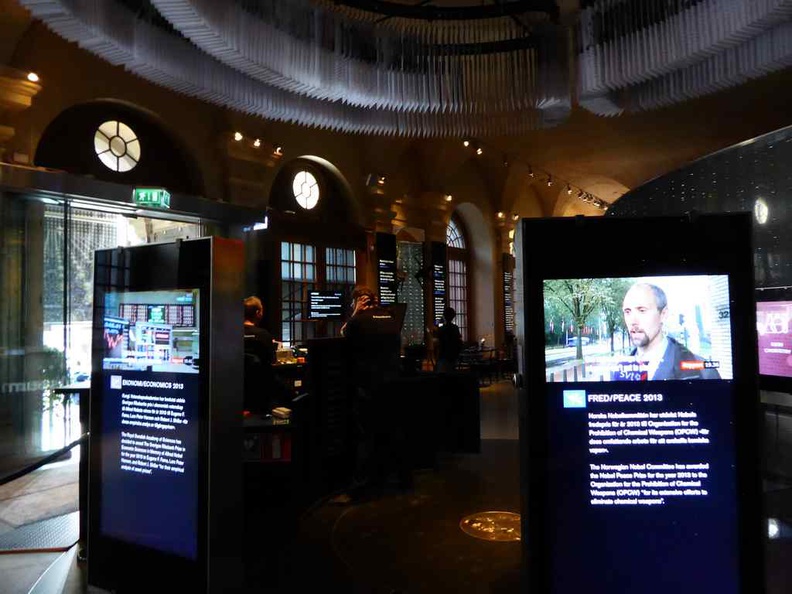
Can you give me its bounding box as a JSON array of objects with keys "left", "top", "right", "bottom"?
[
  {"left": 756, "top": 292, "right": 792, "bottom": 385},
  {"left": 543, "top": 274, "right": 733, "bottom": 383},
  {"left": 518, "top": 214, "right": 762, "bottom": 594},
  {"left": 307, "top": 290, "right": 344, "bottom": 320},
  {"left": 98, "top": 288, "right": 201, "bottom": 560},
  {"left": 103, "top": 290, "right": 199, "bottom": 374}
]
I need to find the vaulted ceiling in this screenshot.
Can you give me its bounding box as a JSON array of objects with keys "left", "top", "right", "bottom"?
[{"left": 1, "top": 0, "right": 791, "bottom": 211}]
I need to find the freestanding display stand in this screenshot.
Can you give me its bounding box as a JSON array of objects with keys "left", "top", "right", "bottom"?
[
  {"left": 88, "top": 237, "right": 245, "bottom": 593},
  {"left": 515, "top": 214, "right": 764, "bottom": 594}
]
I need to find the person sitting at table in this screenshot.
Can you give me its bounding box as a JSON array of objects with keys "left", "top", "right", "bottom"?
[
  {"left": 244, "top": 296, "right": 277, "bottom": 363},
  {"left": 243, "top": 296, "right": 290, "bottom": 413}
]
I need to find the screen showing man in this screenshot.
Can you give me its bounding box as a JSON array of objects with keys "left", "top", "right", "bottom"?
[
  {"left": 539, "top": 274, "right": 741, "bottom": 594},
  {"left": 543, "top": 275, "right": 731, "bottom": 383}
]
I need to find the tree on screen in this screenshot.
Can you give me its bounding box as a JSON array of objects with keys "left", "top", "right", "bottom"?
[
  {"left": 545, "top": 279, "right": 609, "bottom": 359},
  {"left": 599, "top": 278, "right": 632, "bottom": 354}
]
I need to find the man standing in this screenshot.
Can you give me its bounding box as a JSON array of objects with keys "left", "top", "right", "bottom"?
[
  {"left": 338, "top": 286, "right": 407, "bottom": 501},
  {"left": 433, "top": 306, "right": 463, "bottom": 373},
  {"left": 622, "top": 283, "right": 720, "bottom": 380}
]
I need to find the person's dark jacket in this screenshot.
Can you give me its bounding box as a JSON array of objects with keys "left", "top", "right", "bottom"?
[
  {"left": 244, "top": 324, "right": 276, "bottom": 364},
  {"left": 243, "top": 324, "right": 289, "bottom": 412},
  {"left": 434, "top": 321, "right": 463, "bottom": 370},
  {"left": 635, "top": 336, "right": 722, "bottom": 380}
]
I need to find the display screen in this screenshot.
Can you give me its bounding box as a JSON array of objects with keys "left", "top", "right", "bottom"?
[
  {"left": 544, "top": 275, "right": 733, "bottom": 382},
  {"left": 540, "top": 274, "right": 740, "bottom": 594},
  {"left": 503, "top": 260, "right": 514, "bottom": 335},
  {"left": 431, "top": 241, "right": 447, "bottom": 325},
  {"left": 376, "top": 232, "right": 397, "bottom": 306},
  {"left": 756, "top": 300, "right": 792, "bottom": 378},
  {"left": 307, "top": 290, "right": 344, "bottom": 320},
  {"left": 99, "top": 288, "right": 201, "bottom": 560}
]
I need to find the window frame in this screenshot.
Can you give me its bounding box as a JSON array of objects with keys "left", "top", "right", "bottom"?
[
  {"left": 447, "top": 213, "right": 472, "bottom": 342},
  {"left": 279, "top": 240, "right": 357, "bottom": 345}
]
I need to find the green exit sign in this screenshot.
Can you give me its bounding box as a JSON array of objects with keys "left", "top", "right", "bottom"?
[{"left": 133, "top": 187, "right": 171, "bottom": 209}]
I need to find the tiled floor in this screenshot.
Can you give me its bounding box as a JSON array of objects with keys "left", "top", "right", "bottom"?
[{"left": 2, "top": 379, "right": 792, "bottom": 593}]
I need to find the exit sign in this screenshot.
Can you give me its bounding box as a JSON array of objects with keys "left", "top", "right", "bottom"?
[{"left": 133, "top": 187, "right": 171, "bottom": 209}]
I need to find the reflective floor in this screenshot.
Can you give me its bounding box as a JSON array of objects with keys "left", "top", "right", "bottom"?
[{"left": 2, "top": 380, "right": 792, "bottom": 593}]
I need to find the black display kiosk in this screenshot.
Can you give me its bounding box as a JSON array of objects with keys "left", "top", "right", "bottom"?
[
  {"left": 515, "top": 214, "right": 764, "bottom": 594},
  {"left": 88, "top": 237, "right": 245, "bottom": 593}
]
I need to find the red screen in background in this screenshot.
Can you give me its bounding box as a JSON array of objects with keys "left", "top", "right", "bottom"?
[{"left": 757, "top": 301, "right": 792, "bottom": 377}]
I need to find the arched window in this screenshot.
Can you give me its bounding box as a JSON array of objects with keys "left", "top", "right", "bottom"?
[
  {"left": 268, "top": 159, "right": 363, "bottom": 345},
  {"left": 446, "top": 217, "right": 466, "bottom": 249},
  {"left": 446, "top": 214, "right": 470, "bottom": 341}
]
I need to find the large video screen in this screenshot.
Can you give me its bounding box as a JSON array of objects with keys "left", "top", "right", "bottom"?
[
  {"left": 757, "top": 300, "right": 792, "bottom": 378},
  {"left": 543, "top": 275, "right": 733, "bottom": 382},
  {"left": 520, "top": 214, "right": 761, "bottom": 594},
  {"left": 99, "top": 288, "right": 201, "bottom": 560}
]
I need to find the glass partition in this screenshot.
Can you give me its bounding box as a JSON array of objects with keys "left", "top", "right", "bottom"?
[{"left": 0, "top": 189, "right": 205, "bottom": 477}]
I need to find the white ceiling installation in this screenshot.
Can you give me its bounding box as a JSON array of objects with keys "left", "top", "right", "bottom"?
[{"left": 17, "top": 0, "right": 792, "bottom": 134}]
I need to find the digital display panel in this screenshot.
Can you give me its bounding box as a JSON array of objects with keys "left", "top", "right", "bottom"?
[
  {"left": 540, "top": 274, "right": 740, "bottom": 593},
  {"left": 431, "top": 241, "right": 447, "bottom": 325},
  {"left": 519, "top": 214, "right": 761, "bottom": 594},
  {"left": 756, "top": 300, "right": 792, "bottom": 378},
  {"left": 99, "top": 288, "right": 201, "bottom": 560},
  {"left": 544, "top": 275, "right": 733, "bottom": 382},
  {"left": 376, "top": 232, "right": 398, "bottom": 306},
  {"left": 503, "top": 254, "right": 515, "bottom": 335},
  {"left": 308, "top": 290, "right": 344, "bottom": 320}
]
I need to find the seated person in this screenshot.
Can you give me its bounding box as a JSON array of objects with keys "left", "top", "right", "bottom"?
[
  {"left": 244, "top": 296, "right": 276, "bottom": 364},
  {"left": 243, "top": 296, "right": 291, "bottom": 413}
]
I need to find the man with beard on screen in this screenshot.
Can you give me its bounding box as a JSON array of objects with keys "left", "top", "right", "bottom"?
[{"left": 621, "top": 282, "right": 720, "bottom": 380}]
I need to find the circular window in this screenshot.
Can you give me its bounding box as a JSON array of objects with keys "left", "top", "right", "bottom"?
[
  {"left": 94, "top": 120, "right": 141, "bottom": 172},
  {"left": 292, "top": 170, "right": 320, "bottom": 210}
]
